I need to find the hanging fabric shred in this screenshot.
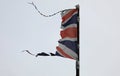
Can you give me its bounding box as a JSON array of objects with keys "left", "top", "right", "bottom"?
[
  {"left": 56, "top": 8, "right": 79, "bottom": 60},
  {"left": 28, "top": 2, "right": 71, "bottom": 17}
]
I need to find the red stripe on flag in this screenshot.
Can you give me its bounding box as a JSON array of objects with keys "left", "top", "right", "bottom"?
[
  {"left": 60, "top": 27, "right": 77, "bottom": 39},
  {"left": 56, "top": 46, "right": 73, "bottom": 59},
  {"left": 62, "top": 9, "right": 77, "bottom": 23}
]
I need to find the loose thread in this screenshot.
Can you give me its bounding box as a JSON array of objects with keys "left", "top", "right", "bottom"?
[
  {"left": 28, "top": 2, "right": 72, "bottom": 17},
  {"left": 22, "top": 50, "right": 36, "bottom": 56}
]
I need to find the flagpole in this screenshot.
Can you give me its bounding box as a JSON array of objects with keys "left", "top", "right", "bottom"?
[{"left": 76, "top": 4, "right": 79, "bottom": 76}]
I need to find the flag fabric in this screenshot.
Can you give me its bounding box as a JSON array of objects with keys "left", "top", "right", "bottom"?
[
  {"left": 32, "top": 7, "right": 79, "bottom": 60},
  {"left": 56, "top": 8, "right": 79, "bottom": 60}
]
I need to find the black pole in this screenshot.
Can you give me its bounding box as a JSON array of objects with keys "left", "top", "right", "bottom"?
[
  {"left": 76, "top": 60, "right": 79, "bottom": 76},
  {"left": 76, "top": 4, "right": 79, "bottom": 76}
]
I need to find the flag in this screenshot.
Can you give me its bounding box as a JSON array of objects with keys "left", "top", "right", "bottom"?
[
  {"left": 32, "top": 7, "right": 79, "bottom": 60},
  {"left": 56, "top": 8, "right": 79, "bottom": 60}
]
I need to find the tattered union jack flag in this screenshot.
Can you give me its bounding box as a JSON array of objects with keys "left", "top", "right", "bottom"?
[
  {"left": 23, "top": 6, "right": 79, "bottom": 61},
  {"left": 56, "top": 8, "right": 79, "bottom": 60}
]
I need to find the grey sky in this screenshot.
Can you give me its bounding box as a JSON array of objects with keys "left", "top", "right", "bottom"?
[
  {"left": 0, "top": 0, "right": 120, "bottom": 76},
  {"left": 81, "top": 0, "right": 120, "bottom": 76},
  {"left": 0, "top": 0, "right": 78, "bottom": 76}
]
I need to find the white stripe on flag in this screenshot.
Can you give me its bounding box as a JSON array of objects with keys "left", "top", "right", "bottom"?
[
  {"left": 59, "top": 38, "right": 77, "bottom": 42},
  {"left": 58, "top": 43, "right": 78, "bottom": 59}
]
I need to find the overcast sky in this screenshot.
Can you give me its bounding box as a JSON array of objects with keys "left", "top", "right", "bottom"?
[{"left": 0, "top": 0, "right": 120, "bottom": 76}]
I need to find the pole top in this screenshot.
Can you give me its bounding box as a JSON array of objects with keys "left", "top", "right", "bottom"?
[{"left": 75, "top": 4, "right": 79, "bottom": 9}]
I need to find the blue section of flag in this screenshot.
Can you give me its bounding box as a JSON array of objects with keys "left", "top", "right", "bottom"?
[
  {"left": 58, "top": 40, "right": 78, "bottom": 54},
  {"left": 62, "top": 14, "right": 78, "bottom": 28}
]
